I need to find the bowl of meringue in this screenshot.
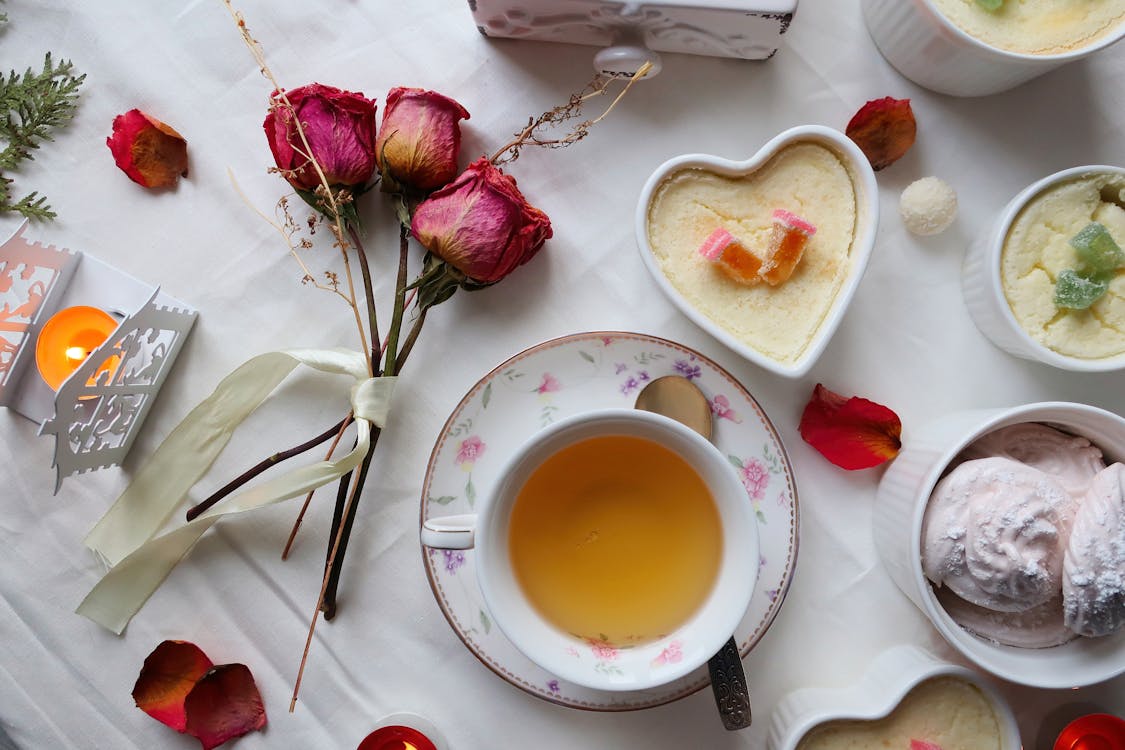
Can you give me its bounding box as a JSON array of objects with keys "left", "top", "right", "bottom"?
[{"left": 874, "top": 402, "right": 1125, "bottom": 688}]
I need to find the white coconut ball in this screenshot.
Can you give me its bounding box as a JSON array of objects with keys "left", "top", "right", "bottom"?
[{"left": 900, "top": 177, "right": 957, "bottom": 236}]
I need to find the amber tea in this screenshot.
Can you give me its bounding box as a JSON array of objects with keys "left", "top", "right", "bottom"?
[{"left": 508, "top": 434, "right": 723, "bottom": 645}]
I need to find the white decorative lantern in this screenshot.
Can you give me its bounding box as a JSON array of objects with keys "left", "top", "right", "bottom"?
[{"left": 0, "top": 222, "right": 196, "bottom": 490}]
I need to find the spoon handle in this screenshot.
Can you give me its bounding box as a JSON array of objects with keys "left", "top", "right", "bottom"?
[{"left": 707, "top": 636, "right": 751, "bottom": 731}]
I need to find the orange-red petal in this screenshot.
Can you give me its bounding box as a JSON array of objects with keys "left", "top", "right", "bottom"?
[
  {"left": 132, "top": 640, "right": 214, "bottom": 732},
  {"left": 183, "top": 664, "right": 267, "bottom": 750},
  {"left": 107, "top": 109, "right": 188, "bottom": 188},
  {"left": 799, "top": 383, "right": 902, "bottom": 470},
  {"left": 845, "top": 97, "right": 916, "bottom": 172}
]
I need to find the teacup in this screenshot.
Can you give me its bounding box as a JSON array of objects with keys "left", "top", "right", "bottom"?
[{"left": 421, "top": 408, "right": 760, "bottom": 691}]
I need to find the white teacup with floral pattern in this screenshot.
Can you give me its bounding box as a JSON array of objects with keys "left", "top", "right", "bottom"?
[{"left": 421, "top": 408, "right": 760, "bottom": 691}]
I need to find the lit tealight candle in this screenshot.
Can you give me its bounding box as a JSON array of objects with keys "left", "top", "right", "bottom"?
[
  {"left": 1055, "top": 714, "right": 1125, "bottom": 750},
  {"left": 35, "top": 305, "right": 119, "bottom": 391}
]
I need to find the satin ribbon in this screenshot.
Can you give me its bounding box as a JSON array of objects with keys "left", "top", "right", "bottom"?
[{"left": 77, "top": 348, "right": 395, "bottom": 634}]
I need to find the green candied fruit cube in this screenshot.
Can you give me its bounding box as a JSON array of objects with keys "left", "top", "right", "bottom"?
[
  {"left": 975, "top": 0, "right": 1003, "bottom": 9},
  {"left": 1054, "top": 269, "right": 1109, "bottom": 310},
  {"left": 1070, "top": 222, "right": 1125, "bottom": 275}
]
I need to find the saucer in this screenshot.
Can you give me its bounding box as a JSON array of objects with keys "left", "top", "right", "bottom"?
[{"left": 420, "top": 331, "right": 799, "bottom": 710}]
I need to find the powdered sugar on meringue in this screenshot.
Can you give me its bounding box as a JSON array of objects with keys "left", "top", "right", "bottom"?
[
  {"left": 1063, "top": 463, "right": 1125, "bottom": 636},
  {"left": 923, "top": 457, "right": 1074, "bottom": 612}
]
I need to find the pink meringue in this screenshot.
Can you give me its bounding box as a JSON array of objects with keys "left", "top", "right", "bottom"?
[
  {"left": 922, "top": 457, "right": 1075, "bottom": 612},
  {"left": 960, "top": 423, "right": 1105, "bottom": 498},
  {"left": 934, "top": 587, "right": 1075, "bottom": 648},
  {"left": 1063, "top": 463, "right": 1125, "bottom": 637}
]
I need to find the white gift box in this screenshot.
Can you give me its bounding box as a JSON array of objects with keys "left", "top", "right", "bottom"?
[{"left": 469, "top": 0, "right": 799, "bottom": 76}]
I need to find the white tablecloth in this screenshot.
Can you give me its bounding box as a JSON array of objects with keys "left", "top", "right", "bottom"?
[{"left": 1, "top": 1, "right": 1122, "bottom": 748}]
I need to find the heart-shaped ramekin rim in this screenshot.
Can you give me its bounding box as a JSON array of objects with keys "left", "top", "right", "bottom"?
[
  {"left": 634, "top": 124, "right": 879, "bottom": 378},
  {"left": 767, "top": 645, "right": 1021, "bottom": 750}
]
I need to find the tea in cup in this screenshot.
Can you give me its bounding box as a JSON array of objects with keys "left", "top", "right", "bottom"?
[{"left": 421, "top": 408, "right": 759, "bottom": 691}]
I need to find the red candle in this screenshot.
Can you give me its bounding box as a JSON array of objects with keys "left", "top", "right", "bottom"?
[
  {"left": 1055, "top": 714, "right": 1125, "bottom": 750},
  {"left": 357, "top": 725, "right": 437, "bottom": 750}
]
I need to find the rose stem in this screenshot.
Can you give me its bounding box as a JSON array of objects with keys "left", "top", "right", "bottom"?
[
  {"left": 347, "top": 224, "right": 380, "bottom": 371},
  {"left": 290, "top": 464, "right": 365, "bottom": 712},
  {"left": 184, "top": 416, "right": 350, "bottom": 522},
  {"left": 392, "top": 307, "right": 427, "bottom": 372},
  {"left": 321, "top": 224, "right": 411, "bottom": 618},
  {"left": 281, "top": 414, "right": 353, "bottom": 560}
]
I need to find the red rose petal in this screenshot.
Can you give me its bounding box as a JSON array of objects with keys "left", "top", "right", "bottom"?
[
  {"left": 107, "top": 109, "right": 188, "bottom": 188},
  {"left": 183, "top": 663, "right": 267, "bottom": 750},
  {"left": 799, "top": 383, "right": 902, "bottom": 470},
  {"left": 845, "top": 97, "right": 916, "bottom": 171},
  {"left": 132, "top": 640, "right": 214, "bottom": 732}
]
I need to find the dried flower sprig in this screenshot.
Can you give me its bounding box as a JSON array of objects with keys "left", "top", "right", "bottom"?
[{"left": 489, "top": 61, "right": 651, "bottom": 165}]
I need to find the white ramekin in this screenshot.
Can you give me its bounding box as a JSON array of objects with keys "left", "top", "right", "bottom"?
[
  {"left": 874, "top": 402, "right": 1125, "bottom": 688},
  {"left": 962, "top": 165, "right": 1125, "bottom": 373},
  {"left": 635, "top": 125, "right": 879, "bottom": 379},
  {"left": 862, "top": 0, "right": 1125, "bottom": 97},
  {"left": 768, "top": 645, "right": 1021, "bottom": 750}
]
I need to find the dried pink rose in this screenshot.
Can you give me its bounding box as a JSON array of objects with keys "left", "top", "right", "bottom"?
[
  {"left": 411, "top": 158, "right": 552, "bottom": 285},
  {"left": 263, "top": 83, "right": 377, "bottom": 192},
  {"left": 376, "top": 87, "right": 470, "bottom": 193}
]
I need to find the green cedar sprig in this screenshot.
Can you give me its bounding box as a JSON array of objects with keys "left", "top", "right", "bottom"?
[{"left": 0, "top": 53, "right": 85, "bottom": 220}]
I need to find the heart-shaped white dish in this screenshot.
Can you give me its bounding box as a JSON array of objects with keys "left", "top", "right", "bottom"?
[
  {"left": 768, "top": 646, "right": 1021, "bottom": 750},
  {"left": 635, "top": 125, "right": 879, "bottom": 378}
]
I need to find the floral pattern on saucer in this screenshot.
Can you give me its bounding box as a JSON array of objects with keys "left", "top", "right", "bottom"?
[{"left": 420, "top": 331, "right": 799, "bottom": 711}]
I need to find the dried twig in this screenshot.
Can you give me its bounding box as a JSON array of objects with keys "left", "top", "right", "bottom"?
[{"left": 489, "top": 61, "right": 651, "bottom": 165}]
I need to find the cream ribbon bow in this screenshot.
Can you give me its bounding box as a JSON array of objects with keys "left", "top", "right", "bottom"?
[{"left": 77, "top": 348, "right": 395, "bottom": 634}]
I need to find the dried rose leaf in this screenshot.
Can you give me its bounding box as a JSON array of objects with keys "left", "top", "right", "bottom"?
[
  {"left": 911, "top": 741, "right": 944, "bottom": 750},
  {"left": 799, "top": 383, "right": 902, "bottom": 470},
  {"left": 107, "top": 109, "right": 189, "bottom": 188},
  {"left": 846, "top": 97, "right": 916, "bottom": 171},
  {"left": 133, "top": 640, "right": 214, "bottom": 732},
  {"left": 183, "top": 663, "right": 267, "bottom": 750}
]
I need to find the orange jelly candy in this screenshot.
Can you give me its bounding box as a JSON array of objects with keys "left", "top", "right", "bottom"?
[
  {"left": 697, "top": 227, "right": 763, "bottom": 286},
  {"left": 759, "top": 209, "right": 817, "bottom": 287}
]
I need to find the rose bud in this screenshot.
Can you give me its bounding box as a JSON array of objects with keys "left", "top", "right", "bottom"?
[
  {"left": 263, "top": 83, "right": 378, "bottom": 192},
  {"left": 375, "top": 87, "right": 470, "bottom": 194},
  {"left": 411, "top": 158, "right": 552, "bottom": 285},
  {"left": 106, "top": 109, "right": 188, "bottom": 188}
]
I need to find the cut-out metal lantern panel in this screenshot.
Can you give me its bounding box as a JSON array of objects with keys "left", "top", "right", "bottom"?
[{"left": 0, "top": 222, "right": 197, "bottom": 490}]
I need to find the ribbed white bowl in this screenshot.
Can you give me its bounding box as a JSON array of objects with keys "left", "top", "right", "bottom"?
[
  {"left": 962, "top": 165, "right": 1125, "bottom": 373},
  {"left": 768, "top": 645, "right": 1020, "bottom": 750},
  {"left": 861, "top": 0, "right": 1125, "bottom": 96},
  {"left": 874, "top": 403, "right": 1125, "bottom": 688}
]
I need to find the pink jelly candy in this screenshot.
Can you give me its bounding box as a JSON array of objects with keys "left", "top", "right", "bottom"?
[
  {"left": 697, "top": 227, "right": 763, "bottom": 286},
  {"left": 759, "top": 209, "right": 816, "bottom": 287}
]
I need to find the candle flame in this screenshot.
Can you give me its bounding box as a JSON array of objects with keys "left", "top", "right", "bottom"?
[{"left": 65, "top": 346, "right": 88, "bottom": 364}]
